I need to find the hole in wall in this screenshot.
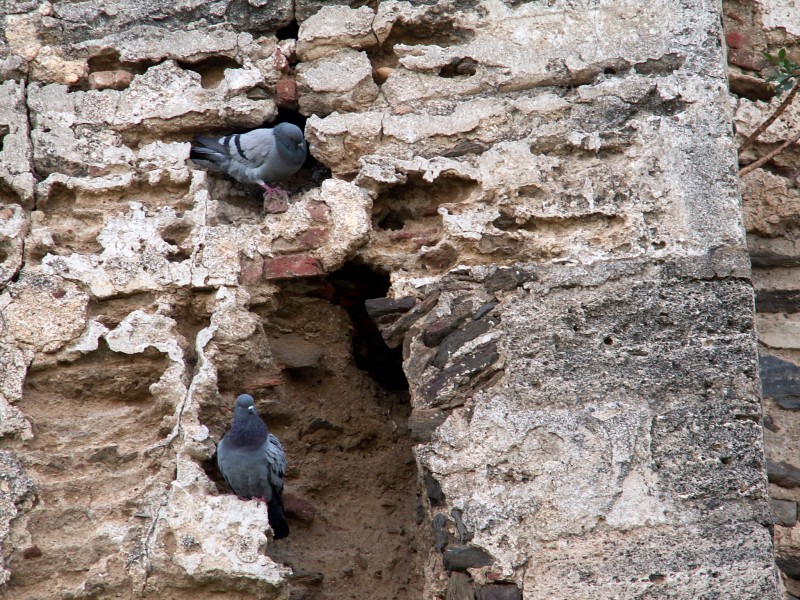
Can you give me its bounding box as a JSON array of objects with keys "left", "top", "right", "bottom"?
[
  {"left": 69, "top": 58, "right": 148, "bottom": 92},
  {"left": 366, "top": 17, "right": 475, "bottom": 71},
  {"left": 276, "top": 19, "right": 299, "bottom": 41},
  {"left": 86, "top": 49, "right": 143, "bottom": 74},
  {"left": 27, "top": 339, "right": 170, "bottom": 402},
  {"left": 177, "top": 56, "right": 242, "bottom": 89},
  {"left": 328, "top": 262, "right": 409, "bottom": 392},
  {"left": 198, "top": 274, "right": 423, "bottom": 600},
  {"left": 372, "top": 173, "right": 477, "bottom": 233},
  {"left": 367, "top": 174, "right": 479, "bottom": 273},
  {"left": 729, "top": 74, "right": 774, "bottom": 102},
  {"left": 159, "top": 221, "right": 194, "bottom": 263},
  {"left": 87, "top": 292, "right": 158, "bottom": 330},
  {"left": 754, "top": 159, "right": 800, "bottom": 180},
  {"left": 0, "top": 178, "right": 23, "bottom": 207},
  {"left": 0, "top": 124, "right": 10, "bottom": 152},
  {"left": 438, "top": 57, "right": 478, "bottom": 79}
]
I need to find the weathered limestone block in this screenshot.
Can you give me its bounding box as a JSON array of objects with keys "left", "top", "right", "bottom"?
[
  {"left": 1, "top": 273, "right": 89, "bottom": 354},
  {"left": 0, "top": 0, "right": 784, "bottom": 598},
  {"left": 147, "top": 457, "right": 288, "bottom": 598},
  {"left": 49, "top": 0, "right": 293, "bottom": 46},
  {"left": 735, "top": 95, "right": 800, "bottom": 148},
  {"left": 111, "top": 60, "right": 273, "bottom": 129},
  {"left": 304, "top": 179, "right": 371, "bottom": 270},
  {"left": 28, "top": 61, "right": 275, "bottom": 177},
  {"left": 0, "top": 81, "right": 35, "bottom": 207},
  {"left": 296, "top": 6, "right": 380, "bottom": 62},
  {"left": 36, "top": 171, "right": 370, "bottom": 298},
  {"left": 413, "top": 259, "right": 775, "bottom": 597},
  {"left": 296, "top": 49, "right": 380, "bottom": 115},
  {"left": 0, "top": 451, "right": 35, "bottom": 587},
  {"left": 305, "top": 111, "right": 384, "bottom": 174},
  {"left": 0, "top": 303, "right": 191, "bottom": 598},
  {"left": 0, "top": 204, "right": 27, "bottom": 286},
  {"left": 757, "top": 314, "right": 800, "bottom": 350},
  {"left": 4, "top": 9, "right": 88, "bottom": 85},
  {"left": 77, "top": 25, "right": 254, "bottom": 64},
  {"left": 741, "top": 169, "right": 800, "bottom": 238},
  {"left": 41, "top": 201, "right": 197, "bottom": 297},
  {"left": 756, "top": 0, "right": 800, "bottom": 36}
]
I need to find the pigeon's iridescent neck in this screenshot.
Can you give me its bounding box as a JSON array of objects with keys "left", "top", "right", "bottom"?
[{"left": 227, "top": 412, "right": 269, "bottom": 448}]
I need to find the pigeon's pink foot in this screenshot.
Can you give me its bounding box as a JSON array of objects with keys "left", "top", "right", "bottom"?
[{"left": 259, "top": 183, "right": 282, "bottom": 201}]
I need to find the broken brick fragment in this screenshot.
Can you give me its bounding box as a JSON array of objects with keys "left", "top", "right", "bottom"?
[{"left": 263, "top": 255, "right": 324, "bottom": 280}]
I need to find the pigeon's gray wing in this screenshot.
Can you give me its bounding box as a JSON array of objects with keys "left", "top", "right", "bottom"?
[
  {"left": 236, "top": 129, "right": 278, "bottom": 166},
  {"left": 221, "top": 129, "right": 280, "bottom": 186},
  {"left": 191, "top": 130, "right": 277, "bottom": 186},
  {"left": 265, "top": 433, "right": 287, "bottom": 494},
  {"left": 216, "top": 436, "right": 238, "bottom": 491},
  {"left": 190, "top": 135, "right": 233, "bottom": 171}
]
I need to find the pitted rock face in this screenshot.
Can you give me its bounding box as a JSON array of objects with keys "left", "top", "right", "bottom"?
[{"left": 0, "top": 0, "right": 782, "bottom": 599}]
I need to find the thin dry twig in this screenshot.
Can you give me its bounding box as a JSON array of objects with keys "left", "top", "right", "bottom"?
[
  {"left": 738, "top": 78, "right": 800, "bottom": 155},
  {"left": 739, "top": 128, "right": 800, "bottom": 176}
]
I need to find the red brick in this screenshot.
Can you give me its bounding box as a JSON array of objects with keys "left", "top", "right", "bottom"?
[
  {"left": 273, "top": 48, "right": 290, "bottom": 73},
  {"left": 263, "top": 255, "right": 324, "bottom": 280},
  {"left": 728, "top": 47, "right": 768, "bottom": 72},
  {"left": 276, "top": 78, "right": 297, "bottom": 105},
  {"left": 295, "top": 227, "right": 329, "bottom": 250},
  {"left": 306, "top": 201, "right": 330, "bottom": 223},
  {"left": 725, "top": 31, "right": 746, "bottom": 49},
  {"left": 306, "top": 281, "right": 336, "bottom": 302}
]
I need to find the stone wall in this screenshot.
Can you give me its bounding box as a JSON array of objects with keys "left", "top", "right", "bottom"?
[
  {"left": 725, "top": 1, "right": 800, "bottom": 598},
  {"left": 0, "top": 1, "right": 783, "bottom": 599}
]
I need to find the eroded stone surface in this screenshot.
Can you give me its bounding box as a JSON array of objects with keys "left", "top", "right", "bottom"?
[{"left": 0, "top": 0, "right": 781, "bottom": 598}]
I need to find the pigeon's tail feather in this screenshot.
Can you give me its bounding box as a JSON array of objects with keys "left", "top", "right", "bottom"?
[
  {"left": 267, "top": 494, "right": 289, "bottom": 539},
  {"left": 190, "top": 135, "right": 230, "bottom": 167}
]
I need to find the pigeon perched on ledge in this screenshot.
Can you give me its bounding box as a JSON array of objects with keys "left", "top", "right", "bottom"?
[
  {"left": 190, "top": 122, "right": 307, "bottom": 202},
  {"left": 217, "top": 394, "right": 289, "bottom": 539}
]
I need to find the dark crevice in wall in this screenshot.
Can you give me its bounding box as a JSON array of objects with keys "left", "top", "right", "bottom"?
[
  {"left": 0, "top": 124, "right": 9, "bottom": 152},
  {"left": 177, "top": 56, "right": 242, "bottom": 89},
  {"left": 328, "top": 262, "right": 409, "bottom": 392},
  {"left": 196, "top": 273, "right": 422, "bottom": 599},
  {"left": 276, "top": 19, "right": 299, "bottom": 41}
]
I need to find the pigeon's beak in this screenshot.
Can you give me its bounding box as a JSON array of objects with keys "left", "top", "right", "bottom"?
[{"left": 247, "top": 406, "right": 255, "bottom": 413}]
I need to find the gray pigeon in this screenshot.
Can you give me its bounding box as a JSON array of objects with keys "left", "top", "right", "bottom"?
[
  {"left": 190, "top": 123, "right": 307, "bottom": 199},
  {"left": 217, "top": 394, "right": 289, "bottom": 539}
]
